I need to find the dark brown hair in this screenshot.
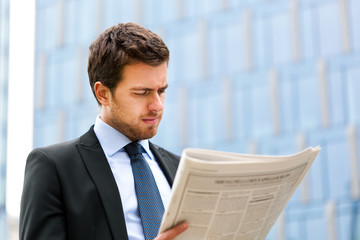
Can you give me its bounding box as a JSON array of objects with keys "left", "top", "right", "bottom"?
[{"left": 87, "top": 22, "right": 170, "bottom": 104}]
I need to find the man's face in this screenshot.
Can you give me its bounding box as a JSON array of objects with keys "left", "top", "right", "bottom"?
[{"left": 101, "top": 62, "right": 168, "bottom": 141}]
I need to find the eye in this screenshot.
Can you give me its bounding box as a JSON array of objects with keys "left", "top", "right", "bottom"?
[
  {"left": 134, "top": 90, "right": 149, "bottom": 96},
  {"left": 158, "top": 89, "right": 166, "bottom": 94}
]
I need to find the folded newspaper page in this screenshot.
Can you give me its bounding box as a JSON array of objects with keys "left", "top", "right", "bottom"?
[{"left": 159, "top": 147, "right": 321, "bottom": 240}]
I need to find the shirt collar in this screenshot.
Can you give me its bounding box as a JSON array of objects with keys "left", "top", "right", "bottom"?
[{"left": 94, "top": 115, "right": 153, "bottom": 159}]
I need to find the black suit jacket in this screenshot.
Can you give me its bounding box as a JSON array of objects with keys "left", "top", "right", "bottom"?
[{"left": 20, "top": 126, "right": 180, "bottom": 240}]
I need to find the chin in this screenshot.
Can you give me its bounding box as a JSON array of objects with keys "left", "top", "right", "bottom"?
[
  {"left": 143, "top": 130, "right": 158, "bottom": 140},
  {"left": 144, "top": 132, "right": 157, "bottom": 140}
]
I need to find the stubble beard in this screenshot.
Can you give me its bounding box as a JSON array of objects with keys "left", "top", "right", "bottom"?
[
  {"left": 108, "top": 95, "right": 164, "bottom": 141},
  {"left": 110, "top": 113, "right": 162, "bottom": 141}
]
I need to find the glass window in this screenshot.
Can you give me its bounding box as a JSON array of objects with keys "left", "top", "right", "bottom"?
[
  {"left": 166, "top": 33, "right": 183, "bottom": 85},
  {"left": 154, "top": 99, "right": 182, "bottom": 148},
  {"left": 142, "top": 0, "right": 155, "bottom": 26},
  {"left": 62, "top": 54, "right": 78, "bottom": 106},
  {"left": 232, "top": 82, "right": 247, "bottom": 139},
  {"left": 297, "top": 74, "right": 321, "bottom": 130},
  {"left": 119, "top": 0, "right": 137, "bottom": 23},
  {"left": 226, "top": 20, "right": 247, "bottom": 73},
  {"left": 338, "top": 211, "right": 352, "bottom": 240},
  {"left": 307, "top": 144, "right": 328, "bottom": 200},
  {"left": 36, "top": 5, "right": 58, "bottom": 51},
  {"left": 188, "top": 84, "right": 227, "bottom": 146},
  {"left": 317, "top": 2, "right": 342, "bottom": 56},
  {"left": 328, "top": 70, "right": 346, "bottom": 125},
  {"left": 271, "top": 13, "right": 292, "bottom": 64},
  {"left": 197, "top": 0, "right": 221, "bottom": 15},
  {"left": 300, "top": 7, "right": 316, "bottom": 59},
  {"left": 64, "top": 0, "right": 80, "bottom": 45},
  {"left": 69, "top": 107, "right": 98, "bottom": 140},
  {"left": 251, "top": 82, "right": 272, "bottom": 138},
  {"left": 160, "top": 0, "right": 178, "bottom": 23},
  {"left": 102, "top": 0, "right": 121, "bottom": 29},
  {"left": 285, "top": 217, "right": 304, "bottom": 240},
  {"left": 33, "top": 115, "right": 59, "bottom": 148},
  {"left": 253, "top": 17, "right": 269, "bottom": 68},
  {"left": 346, "top": 67, "right": 360, "bottom": 122},
  {"left": 188, "top": 90, "right": 202, "bottom": 147},
  {"left": 78, "top": 0, "right": 98, "bottom": 41},
  {"left": 349, "top": 0, "right": 360, "bottom": 51},
  {"left": 306, "top": 217, "right": 327, "bottom": 240},
  {"left": 327, "top": 141, "right": 350, "bottom": 198},
  {"left": 181, "top": 30, "right": 203, "bottom": 82},
  {"left": 45, "top": 54, "right": 60, "bottom": 108},
  {"left": 209, "top": 25, "right": 227, "bottom": 77},
  {"left": 280, "top": 78, "right": 296, "bottom": 133}
]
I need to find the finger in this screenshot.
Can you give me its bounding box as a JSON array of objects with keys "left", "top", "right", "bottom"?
[{"left": 155, "top": 222, "right": 188, "bottom": 240}]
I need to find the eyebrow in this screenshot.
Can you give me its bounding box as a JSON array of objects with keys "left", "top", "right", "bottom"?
[{"left": 131, "top": 84, "right": 169, "bottom": 91}]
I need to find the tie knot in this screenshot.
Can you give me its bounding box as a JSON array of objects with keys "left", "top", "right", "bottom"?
[{"left": 124, "top": 142, "right": 145, "bottom": 156}]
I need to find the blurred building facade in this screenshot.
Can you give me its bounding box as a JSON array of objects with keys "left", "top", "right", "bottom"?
[
  {"left": 0, "top": 0, "right": 9, "bottom": 238},
  {"left": 33, "top": 0, "right": 359, "bottom": 239}
]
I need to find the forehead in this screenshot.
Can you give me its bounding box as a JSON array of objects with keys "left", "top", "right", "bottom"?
[{"left": 119, "top": 62, "right": 168, "bottom": 87}]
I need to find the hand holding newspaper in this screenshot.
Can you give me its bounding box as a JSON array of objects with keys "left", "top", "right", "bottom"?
[{"left": 159, "top": 147, "right": 321, "bottom": 240}]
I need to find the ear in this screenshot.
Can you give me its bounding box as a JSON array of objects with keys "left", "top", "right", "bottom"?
[{"left": 94, "top": 82, "right": 111, "bottom": 106}]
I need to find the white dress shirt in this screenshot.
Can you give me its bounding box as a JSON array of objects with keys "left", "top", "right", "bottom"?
[{"left": 93, "top": 116, "right": 171, "bottom": 240}]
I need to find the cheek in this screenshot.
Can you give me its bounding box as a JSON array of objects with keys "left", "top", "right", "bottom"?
[
  {"left": 125, "top": 99, "right": 147, "bottom": 117},
  {"left": 113, "top": 94, "right": 150, "bottom": 118}
]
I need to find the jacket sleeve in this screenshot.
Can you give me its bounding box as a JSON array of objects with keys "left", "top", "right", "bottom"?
[{"left": 19, "top": 148, "right": 66, "bottom": 240}]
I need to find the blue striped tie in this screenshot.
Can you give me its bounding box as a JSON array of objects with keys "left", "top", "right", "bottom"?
[{"left": 124, "top": 142, "right": 164, "bottom": 240}]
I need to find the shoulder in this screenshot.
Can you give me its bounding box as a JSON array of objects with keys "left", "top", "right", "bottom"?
[
  {"left": 28, "top": 126, "right": 98, "bottom": 163},
  {"left": 29, "top": 137, "right": 80, "bottom": 161},
  {"left": 23, "top": 128, "right": 98, "bottom": 189},
  {"left": 24, "top": 138, "right": 81, "bottom": 180}
]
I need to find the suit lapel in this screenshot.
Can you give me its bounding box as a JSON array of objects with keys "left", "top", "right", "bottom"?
[
  {"left": 150, "top": 142, "right": 179, "bottom": 187},
  {"left": 77, "top": 127, "right": 128, "bottom": 240}
]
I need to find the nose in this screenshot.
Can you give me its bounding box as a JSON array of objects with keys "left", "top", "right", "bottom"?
[{"left": 148, "top": 92, "right": 164, "bottom": 112}]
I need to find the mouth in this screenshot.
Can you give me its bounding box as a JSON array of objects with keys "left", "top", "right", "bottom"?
[{"left": 142, "top": 117, "right": 159, "bottom": 125}]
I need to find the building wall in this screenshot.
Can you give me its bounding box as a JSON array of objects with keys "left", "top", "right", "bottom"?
[
  {"left": 0, "top": 0, "right": 9, "bottom": 238},
  {"left": 33, "top": 0, "right": 360, "bottom": 239}
]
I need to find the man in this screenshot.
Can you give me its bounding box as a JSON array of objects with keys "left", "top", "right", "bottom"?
[{"left": 20, "top": 23, "right": 188, "bottom": 240}]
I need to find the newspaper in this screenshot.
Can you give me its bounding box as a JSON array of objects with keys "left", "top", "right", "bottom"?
[{"left": 159, "top": 147, "right": 321, "bottom": 240}]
